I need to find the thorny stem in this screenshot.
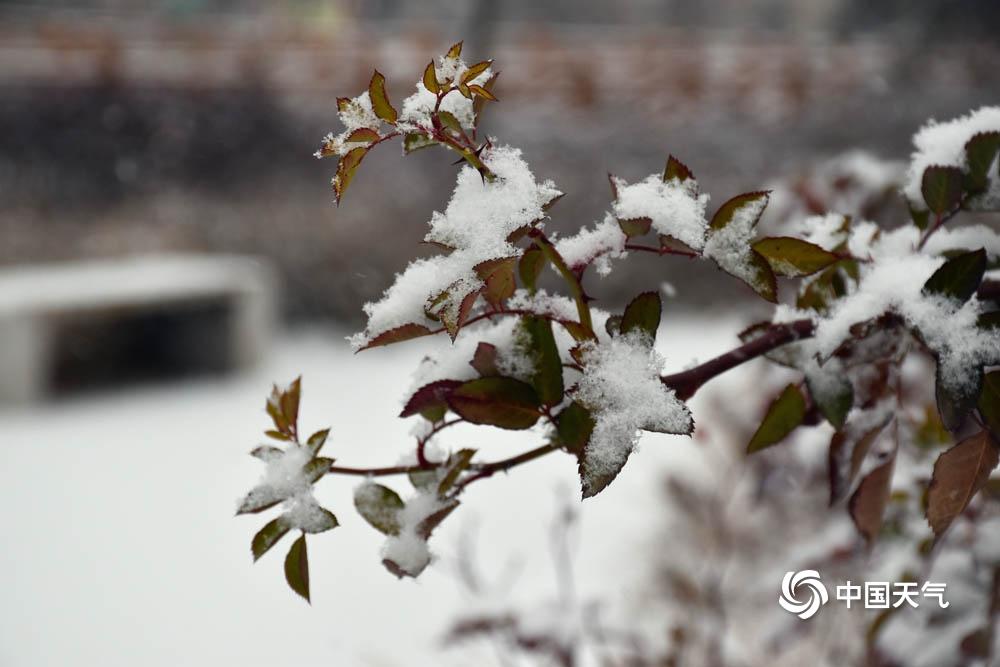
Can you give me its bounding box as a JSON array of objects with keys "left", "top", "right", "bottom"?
[{"left": 529, "top": 229, "right": 596, "bottom": 338}]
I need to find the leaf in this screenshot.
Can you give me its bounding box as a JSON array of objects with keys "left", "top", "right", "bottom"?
[
  {"left": 964, "top": 132, "right": 1000, "bottom": 192},
  {"left": 438, "top": 449, "right": 477, "bottom": 495},
  {"left": 555, "top": 402, "right": 595, "bottom": 456},
  {"left": 437, "top": 110, "right": 463, "bottom": 134},
  {"left": 739, "top": 250, "right": 779, "bottom": 303},
  {"left": 926, "top": 430, "right": 1000, "bottom": 538},
  {"left": 284, "top": 534, "right": 310, "bottom": 602},
  {"left": 280, "top": 377, "right": 301, "bottom": 434},
  {"left": 359, "top": 323, "right": 434, "bottom": 351},
  {"left": 470, "top": 342, "right": 500, "bottom": 377},
  {"left": 303, "top": 457, "right": 333, "bottom": 484},
  {"left": 475, "top": 257, "right": 517, "bottom": 307},
  {"left": 518, "top": 247, "right": 545, "bottom": 291},
  {"left": 468, "top": 84, "right": 497, "bottom": 101},
  {"left": 422, "top": 61, "right": 440, "bottom": 94},
  {"left": 849, "top": 450, "right": 896, "bottom": 544},
  {"left": 251, "top": 515, "right": 292, "bottom": 562},
  {"left": 403, "top": 133, "right": 436, "bottom": 154},
  {"left": 579, "top": 446, "right": 629, "bottom": 499},
  {"left": 936, "top": 364, "right": 983, "bottom": 432},
  {"left": 302, "top": 507, "right": 338, "bottom": 534},
  {"left": 807, "top": 371, "right": 853, "bottom": 430},
  {"left": 446, "top": 41, "right": 463, "bottom": 59},
  {"left": 368, "top": 70, "right": 397, "bottom": 124},
  {"left": 922, "top": 248, "right": 987, "bottom": 304},
  {"left": 604, "top": 315, "right": 623, "bottom": 338},
  {"left": 752, "top": 237, "right": 838, "bottom": 278},
  {"left": 472, "top": 73, "right": 499, "bottom": 123},
  {"left": 447, "top": 377, "right": 541, "bottom": 430},
  {"left": 426, "top": 280, "right": 481, "bottom": 340},
  {"left": 460, "top": 60, "right": 492, "bottom": 84},
  {"left": 250, "top": 445, "right": 284, "bottom": 462},
  {"left": 828, "top": 417, "right": 892, "bottom": 505},
  {"left": 979, "top": 371, "right": 1000, "bottom": 439},
  {"left": 746, "top": 384, "right": 807, "bottom": 453},
  {"left": 306, "top": 428, "right": 330, "bottom": 455},
  {"left": 400, "top": 379, "right": 463, "bottom": 420},
  {"left": 333, "top": 146, "right": 368, "bottom": 205},
  {"left": 521, "top": 316, "right": 564, "bottom": 406},
  {"left": 620, "top": 291, "right": 661, "bottom": 341},
  {"left": 416, "top": 498, "right": 460, "bottom": 539},
  {"left": 663, "top": 155, "right": 694, "bottom": 183},
  {"left": 617, "top": 217, "right": 652, "bottom": 238},
  {"left": 354, "top": 483, "right": 404, "bottom": 536},
  {"left": 345, "top": 127, "right": 380, "bottom": 144},
  {"left": 708, "top": 191, "right": 769, "bottom": 231},
  {"left": 264, "top": 430, "right": 291, "bottom": 442},
  {"left": 921, "top": 165, "right": 963, "bottom": 215}
]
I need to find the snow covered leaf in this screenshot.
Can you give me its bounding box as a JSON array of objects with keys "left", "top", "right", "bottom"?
[
  {"left": 555, "top": 401, "right": 595, "bottom": 456},
  {"left": 359, "top": 323, "right": 434, "bottom": 351},
  {"left": 400, "top": 379, "right": 463, "bottom": 421},
  {"left": 926, "top": 429, "right": 1000, "bottom": 538},
  {"left": 806, "top": 370, "right": 853, "bottom": 429},
  {"left": 920, "top": 166, "right": 963, "bottom": 215},
  {"left": 415, "top": 498, "right": 459, "bottom": 539},
  {"left": 704, "top": 192, "right": 777, "bottom": 302},
  {"left": 475, "top": 257, "right": 517, "bottom": 307},
  {"left": 979, "top": 371, "right": 1000, "bottom": 438},
  {"left": 250, "top": 445, "right": 283, "bottom": 462},
  {"left": 796, "top": 258, "right": 859, "bottom": 312},
  {"left": 368, "top": 70, "right": 397, "bottom": 124},
  {"left": 921, "top": 248, "right": 987, "bottom": 304},
  {"left": 849, "top": 448, "right": 896, "bottom": 544},
  {"left": 746, "top": 384, "right": 807, "bottom": 453},
  {"left": 306, "top": 429, "right": 330, "bottom": 455},
  {"left": 578, "top": 446, "right": 629, "bottom": 499},
  {"left": 303, "top": 457, "right": 333, "bottom": 485},
  {"left": 663, "top": 154, "right": 694, "bottom": 183},
  {"left": 936, "top": 363, "right": 983, "bottom": 432},
  {"left": 611, "top": 173, "right": 709, "bottom": 252},
  {"left": 426, "top": 280, "right": 480, "bottom": 340},
  {"left": 963, "top": 132, "right": 1000, "bottom": 192},
  {"left": 752, "top": 237, "right": 838, "bottom": 278},
  {"left": 619, "top": 291, "right": 661, "bottom": 342},
  {"left": 521, "top": 316, "right": 564, "bottom": 406},
  {"left": 617, "top": 217, "right": 652, "bottom": 238},
  {"left": 251, "top": 515, "right": 292, "bottom": 562},
  {"left": 354, "top": 482, "right": 405, "bottom": 536},
  {"left": 447, "top": 377, "right": 541, "bottom": 430},
  {"left": 284, "top": 534, "right": 310, "bottom": 603},
  {"left": 828, "top": 415, "right": 892, "bottom": 504},
  {"left": 333, "top": 146, "right": 368, "bottom": 205},
  {"left": 460, "top": 60, "right": 492, "bottom": 85}
]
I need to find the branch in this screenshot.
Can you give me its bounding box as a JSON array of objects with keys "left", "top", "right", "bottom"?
[
  {"left": 529, "top": 229, "right": 596, "bottom": 338},
  {"left": 661, "top": 319, "right": 817, "bottom": 400}
]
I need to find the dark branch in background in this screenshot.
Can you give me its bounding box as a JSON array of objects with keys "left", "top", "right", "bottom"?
[
  {"left": 661, "top": 319, "right": 817, "bottom": 400},
  {"left": 980, "top": 279, "right": 1000, "bottom": 302}
]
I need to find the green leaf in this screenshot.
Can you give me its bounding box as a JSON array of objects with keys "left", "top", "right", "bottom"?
[
  {"left": 251, "top": 515, "right": 292, "bottom": 562},
  {"left": 284, "top": 534, "right": 310, "bottom": 602},
  {"left": 437, "top": 110, "right": 463, "bottom": 134},
  {"left": 460, "top": 60, "right": 492, "bottom": 85},
  {"left": 604, "top": 315, "right": 623, "bottom": 338},
  {"left": 472, "top": 73, "right": 499, "bottom": 123},
  {"left": 979, "top": 371, "right": 1000, "bottom": 439},
  {"left": 354, "top": 483, "right": 404, "bottom": 536},
  {"left": 422, "top": 61, "right": 440, "bottom": 94},
  {"left": 555, "top": 402, "right": 595, "bottom": 456},
  {"left": 403, "top": 133, "right": 436, "bottom": 154},
  {"left": 359, "top": 323, "right": 434, "bottom": 351},
  {"left": 345, "top": 127, "right": 380, "bottom": 144},
  {"left": 936, "top": 364, "right": 983, "bottom": 432},
  {"left": 368, "top": 70, "right": 397, "bottom": 124},
  {"left": 447, "top": 377, "right": 541, "bottom": 430},
  {"left": 752, "top": 237, "right": 839, "bottom": 278},
  {"left": 619, "top": 291, "right": 661, "bottom": 341},
  {"left": 518, "top": 247, "right": 545, "bottom": 291},
  {"left": 399, "top": 379, "right": 463, "bottom": 420},
  {"left": 446, "top": 41, "right": 463, "bottom": 60},
  {"left": 617, "top": 217, "right": 652, "bottom": 238},
  {"left": 741, "top": 250, "right": 779, "bottom": 303},
  {"left": 921, "top": 165, "right": 963, "bottom": 215},
  {"left": 468, "top": 84, "right": 497, "bottom": 101},
  {"left": 303, "top": 457, "right": 333, "bottom": 484},
  {"left": 922, "top": 248, "right": 987, "bottom": 303},
  {"left": 708, "top": 191, "right": 769, "bottom": 231},
  {"left": 964, "top": 132, "right": 1000, "bottom": 192},
  {"left": 663, "top": 155, "right": 694, "bottom": 183},
  {"left": 908, "top": 203, "right": 931, "bottom": 230},
  {"left": 926, "top": 429, "right": 1000, "bottom": 538},
  {"left": 438, "top": 449, "right": 477, "bottom": 495},
  {"left": 306, "top": 428, "right": 330, "bottom": 455},
  {"left": 746, "top": 384, "right": 807, "bottom": 453},
  {"left": 333, "top": 146, "right": 368, "bottom": 205},
  {"left": 521, "top": 316, "right": 564, "bottom": 406},
  {"left": 806, "top": 371, "right": 853, "bottom": 430},
  {"left": 475, "top": 257, "right": 517, "bottom": 307},
  {"left": 264, "top": 430, "right": 291, "bottom": 442}
]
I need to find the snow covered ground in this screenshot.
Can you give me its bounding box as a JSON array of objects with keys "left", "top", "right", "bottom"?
[{"left": 0, "top": 316, "right": 743, "bottom": 666}]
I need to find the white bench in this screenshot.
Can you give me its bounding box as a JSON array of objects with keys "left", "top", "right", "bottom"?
[{"left": 0, "top": 255, "right": 276, "bottom": 402}]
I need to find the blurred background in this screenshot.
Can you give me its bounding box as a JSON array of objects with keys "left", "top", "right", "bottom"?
[{"left": 1, "top": 1, "right": 999, "bottom": 666}]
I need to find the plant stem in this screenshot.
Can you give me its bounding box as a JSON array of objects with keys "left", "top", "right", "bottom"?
[{"left": 529, "top": 229, "right": 595, "bottom": 338}]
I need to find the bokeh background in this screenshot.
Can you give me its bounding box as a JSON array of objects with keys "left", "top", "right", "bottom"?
[{"left": 1, "top": 1, "right": 999, "bottom": 666}]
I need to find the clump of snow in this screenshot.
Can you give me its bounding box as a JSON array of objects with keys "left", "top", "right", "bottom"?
[
  {"left": 506, "top": 289, "right": 580, "bottom": 323},
  {"left": 612, "top": 175, "right": 710, "bottom": 251},
  {"left": 554, "top": 213, "right": 627, "bottom": 276},
  {"left": 703, "top": 195, "right": 769, "bottom": 287},
  {"left": 573, "top": 332, "right": 692, "bottom": 493},
  {"left": 397, "top": 53, "right": 493, "bottom": 132},
  {"left": 923, "top": 223, "right": 1000, "bottom": 262},
  {"left": 314, "top": 91, "right": 381, "bottom": 158},
  {"left": 283, "top": 493, "right": 333, "bottom": 533},
  {"left": 903, "top": 106, "right": 1000, "bottom": 209},
  {"left": 350, "top": 145, "right": 560, "bottom": 349},
  {"left": 794, "top": 213, "right": 850, "bottom": 251},
  {"left": 381, "top": 491, "right": 453, "bottom": 578},
  {"left": 238, "top": 444, "right": 314, "bottom": 512}
]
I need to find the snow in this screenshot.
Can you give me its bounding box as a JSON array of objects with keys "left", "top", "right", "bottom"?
[
  {"left": 314, "top": 91, "right": 381, "bottom": 158},
  {"left": 554, "top": 213, "right": 627, "bottom": 276},
  {"left": 349, "top": 145, "right": 560, "bottom": 350},
  {"left": 381, "top": 491, "right": 452, "bottom": 578},
  {"left": 573, "top": 331, "right": 693, "bottom": 495},
  {"left": 611, "top": 174, "right": 710, "bottom": 251},
  {"left": 397, "top": 54, "right": 493, "bottom": 132},
  {"left": 903, "top": 106, "right": 1000, "bottom": 210},
  {"left": 703, "top": 194, "right": 769, "bottom": 287},
  {"left": 237, "top": 444, "right": 313, "bottom": 513}
]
